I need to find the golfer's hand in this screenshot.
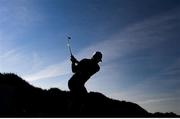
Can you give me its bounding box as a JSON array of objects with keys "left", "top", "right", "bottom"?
[{"left": 71, "top": 55, "right": 76, "bottom": 63}]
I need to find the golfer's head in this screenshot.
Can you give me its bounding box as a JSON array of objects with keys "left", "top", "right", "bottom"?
[{"left": 92, "top": 51, "right": 102, "bottom": 63}]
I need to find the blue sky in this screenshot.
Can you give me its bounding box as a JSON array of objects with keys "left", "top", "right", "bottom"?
[{"left": 0, "top": 0, "right": 180, "bottom": 114}]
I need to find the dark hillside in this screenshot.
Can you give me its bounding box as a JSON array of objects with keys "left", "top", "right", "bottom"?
[{"left": 0, "top": 73, "right": 179, "bottom": 117}]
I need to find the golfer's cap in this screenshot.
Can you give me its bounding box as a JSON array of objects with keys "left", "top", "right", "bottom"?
[{"left": 93, "top": 51, "right": 102, "bottom": 61}]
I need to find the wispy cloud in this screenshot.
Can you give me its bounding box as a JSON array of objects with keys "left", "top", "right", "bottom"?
[
  {"left": 138, "top": 97, "right": 180, "bottom": 105},
  {"left": 160, "top": 57, "right": 180, "bottom": 76},
  {"left": 0, "top": 47, "right": 32, "bottom": 75},
  {"left": 0, "top": 48, "right": 20, "bottom": 59},
  {"left": 23, "top": 60, "right": 70, "bottom": 81}
]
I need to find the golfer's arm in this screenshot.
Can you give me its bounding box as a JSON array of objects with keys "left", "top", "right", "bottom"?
[{"left": 73, "top": 57, "right": 79, "bottom": 64}]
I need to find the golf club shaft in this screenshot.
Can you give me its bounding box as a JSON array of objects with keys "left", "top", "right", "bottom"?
[{"left": 67, "top": 37, "right": 73, "bottom": 56}]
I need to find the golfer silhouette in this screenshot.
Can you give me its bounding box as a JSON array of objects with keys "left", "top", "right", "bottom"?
[{"left": 68, "top": 51, "right": 102, "bottom": 95}]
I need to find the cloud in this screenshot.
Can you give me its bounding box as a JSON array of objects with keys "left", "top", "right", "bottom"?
[
  {"left": 0, "top": 48, "right": 24, "bottom": 67},
  {"left": 23, "top": 60, "right": 70, "bottom": 81},
  {"left": 0, "top": 47, "right": 37, "bottom": 76},
  {"left": 138, "top": 97, "right": 180, "bottom": 105},
  {"left": 0, "top": 48, "right": 20, "bottom": 59},
  {"left": 161, "top": 57, "right": 180, "bottom": 76}
]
